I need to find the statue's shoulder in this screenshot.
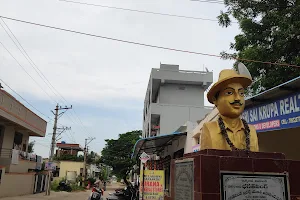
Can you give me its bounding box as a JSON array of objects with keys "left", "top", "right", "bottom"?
[{"left": 203, "top": 121, "right": 219, "bottom": 129}]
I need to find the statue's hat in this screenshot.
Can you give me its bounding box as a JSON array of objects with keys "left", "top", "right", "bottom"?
[{"left": 207, "top": 65, "right": 252, "bottom": 104}]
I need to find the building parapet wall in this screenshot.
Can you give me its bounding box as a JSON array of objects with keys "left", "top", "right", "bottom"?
[
  {"left": 151, "top": 68, "right": 213, "bottom": 85},
  {"left": 0, "top": 90, "right": 47, "bottom": 136}
]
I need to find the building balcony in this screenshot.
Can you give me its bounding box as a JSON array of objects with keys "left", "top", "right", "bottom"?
[{"left": 0, "top": 148, "right": 41, "bottom": 173}]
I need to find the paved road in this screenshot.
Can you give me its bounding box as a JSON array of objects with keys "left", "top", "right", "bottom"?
[{"left": 0, "top": 183, "right": 124, "bottom": 200}]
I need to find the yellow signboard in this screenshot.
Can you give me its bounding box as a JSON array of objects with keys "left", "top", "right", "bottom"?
[{"left": 143, "top": 170, "right": 164, "bottom": 200}]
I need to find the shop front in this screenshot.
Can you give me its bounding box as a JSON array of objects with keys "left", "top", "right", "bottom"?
[
  {"left": 132, "top": 132, "right": 187, "bottom": 200},
  {"left": 242, "top": 76, "right": 300, "bottom": 160}
]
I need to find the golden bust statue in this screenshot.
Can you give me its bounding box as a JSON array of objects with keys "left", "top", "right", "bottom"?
[{"left": 200, "top": 64, "right": 259, "bottom": 151}]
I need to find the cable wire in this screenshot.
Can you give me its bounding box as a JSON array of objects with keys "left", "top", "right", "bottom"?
[
  {"left": 0, "top": 41, "right": 60, "bottom": 103},
  {"left": 59, "top": 0, "right": 227, "bottom": 22},
  {"left": 0, "top": 18, "right": 91, "bottom": 138},
  {"left": 0, "top": 78, "right": 54, "bottom": 123},
  {"left": 35, "top": 142, "right": 50, "bottom": 148},
  {"left": 0, "top": 19, "right": 62, "bottom": 104},
  {"left": 0, "top": 15, "right": 299, "bottom": 68}
]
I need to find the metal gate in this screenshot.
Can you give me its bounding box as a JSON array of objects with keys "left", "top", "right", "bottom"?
[{"left": 33, "top": 174, "right": 48, "bottom": 194}]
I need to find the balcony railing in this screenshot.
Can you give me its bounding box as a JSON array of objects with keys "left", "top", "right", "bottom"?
[
  {"left": 152, "top": 68, "right": 211, "bottom": 75},
  {"left": 0, "top": 148, "right": 37, "bottom": 162},
  {"left": 0, "top": 148, "right": 12, "bottom": 158}
]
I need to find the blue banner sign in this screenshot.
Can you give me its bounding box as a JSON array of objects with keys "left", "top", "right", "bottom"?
[{"left": 242, "top": 92, "right": 300, "bottom": 132}]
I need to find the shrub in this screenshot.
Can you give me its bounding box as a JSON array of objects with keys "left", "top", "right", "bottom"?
[{"left": 50, "top": 179, "right": 60, "bottom": 191}]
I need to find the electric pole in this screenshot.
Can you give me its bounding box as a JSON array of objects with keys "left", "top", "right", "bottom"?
[
  {"left": 46, "top": 104, "right": 72, "bottom": 196},
  {"left": 83, "top": 137, "right": 95, "bottom": 185},
  {"left": 49, "top": 104, "right": 72, "bottom": 161}
]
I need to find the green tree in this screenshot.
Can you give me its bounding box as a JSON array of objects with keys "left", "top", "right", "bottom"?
[
  {"left": 28, "top": 141, "right": 35, "bottom": 153},
  {"left": 218, "top": 0, "right": 300, "bottom": 95},
  {"left": 98, "top": 165, "right": 108, "bottom": 181},
  {"left": 87, "top": 151, "right": 98, "bottom": 164},
  {"left": 101, "top": 130, "right": 141, "bottom": 179}
]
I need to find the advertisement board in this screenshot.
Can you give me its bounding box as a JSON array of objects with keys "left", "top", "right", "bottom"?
[
  {"left": 143, "top": 170, "right": 164, "bottom": 200},
  {"left": 242, "top": 92, "right": 300, "bottom": 132},
  {"left": 44, "top": 162, "right": 56, "bottom": 171}
]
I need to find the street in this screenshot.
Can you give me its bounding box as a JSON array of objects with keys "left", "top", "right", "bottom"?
[{"left": 0, "top": 183, "right": 123, "bottom": 200}]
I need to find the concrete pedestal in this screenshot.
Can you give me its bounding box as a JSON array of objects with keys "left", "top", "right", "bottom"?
[{"left": 166, "top": 150, "right": 300, "bottom": 200}]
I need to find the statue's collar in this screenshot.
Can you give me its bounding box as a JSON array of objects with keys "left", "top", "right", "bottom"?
[{"left": 217, "top": 115, "right": 245, "bottom": 133}]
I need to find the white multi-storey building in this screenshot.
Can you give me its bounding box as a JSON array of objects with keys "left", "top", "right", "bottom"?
[{"left": 142, "top": 63, "right": 213, "bottom": 138}]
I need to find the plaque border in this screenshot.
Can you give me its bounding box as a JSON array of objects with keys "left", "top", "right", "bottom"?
[
  {"left": 174, "top": 158, "right": 194, "bottom": 200},
  {"left": 220, "top": 171, "right": 291, "bottom": 200}
]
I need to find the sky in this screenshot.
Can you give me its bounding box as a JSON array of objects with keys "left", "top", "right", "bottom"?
[{"left": 0, "top": 0, "right": 240, "bottom": 158}]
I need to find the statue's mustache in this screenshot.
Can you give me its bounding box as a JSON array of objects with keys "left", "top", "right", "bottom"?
[{"left": 230, "top": 100, "right": 243, "bottom": 106}]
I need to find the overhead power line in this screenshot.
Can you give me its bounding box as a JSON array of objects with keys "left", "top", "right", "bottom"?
[
  {"left": 59, "top": 0, "right": 227, "bottom": 22},
  {"left": 0, "top": 41, "right": 60, "bottom": 103},
  {"left": 0, "top": 18, "right": 91, "bottom": 137},
  {"left": 35, "top": 142, "right": 50, "bottom": 148},
  {"left": 0, "top": 15, "right": 299, "bottom": 68},
  {"left": 0, "top": 78, "right": 53, "bottom": 123},
  {"left": 1, "top": 19, "right": 65, "bottom": 107},
  {"left": 0, "top": 18, "right": 62, "bottom": 104}
]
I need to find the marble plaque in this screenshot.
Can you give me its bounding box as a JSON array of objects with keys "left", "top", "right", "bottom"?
[
  {"left": 175, "top": 158, "right": 194, "bottom": 200},
  {"left": 221, "top": 172, "right": 290, "bottom": 200}
]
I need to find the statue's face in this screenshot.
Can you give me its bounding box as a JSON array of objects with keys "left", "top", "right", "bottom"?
[{"left": 214, "top": 82, "right": 245, "bottom": 118}]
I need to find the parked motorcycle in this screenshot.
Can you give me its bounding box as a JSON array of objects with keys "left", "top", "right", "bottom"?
[
  {"left": 88, "top": 185, "right": 104, "bottom": 200},
  {"left": 107, "top": 183, "right": 137, "bottom": 200},
  {"left": 107, "top": 188, "right": 125, "bottom": 200},
  {"left": 56, "top": 181, "right": 72, "bottom": 192}
]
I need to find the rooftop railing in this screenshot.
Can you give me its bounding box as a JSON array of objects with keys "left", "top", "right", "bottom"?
[{"left": 152, "top": 68, "right": 211, "bottom": 75}]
